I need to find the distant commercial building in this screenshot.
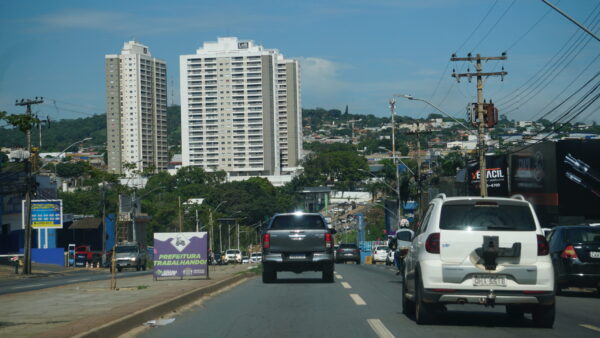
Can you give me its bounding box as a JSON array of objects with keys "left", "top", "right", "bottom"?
[
  {"left": 179, "top": 37, "right": 302, "bottom": 177},
  {"left": 105, "top": 41, "right": 168, "bottom": 175}
]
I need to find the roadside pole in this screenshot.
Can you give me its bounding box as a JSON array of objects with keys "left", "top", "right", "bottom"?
[
  {"left": 15, "top": 98, "right": 44, "bottom": 275},
  {"left": 451, "top": 53, "right": 507, "bottom": 197}
]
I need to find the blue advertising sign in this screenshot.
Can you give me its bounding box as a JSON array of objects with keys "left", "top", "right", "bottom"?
[
  {"left": 21, "top": 199, "right": 63, "bottom": 229},
  {"left": 153, "top": 232, "right": 208, "bottom": 279}
]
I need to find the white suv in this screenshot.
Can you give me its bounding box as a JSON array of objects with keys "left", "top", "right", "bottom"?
[
  {"left": 403, "top": 194, "right": 555, "bottom": 327},
  {"left": 225, "top": 249, "right": 242, "bottom": 264}
]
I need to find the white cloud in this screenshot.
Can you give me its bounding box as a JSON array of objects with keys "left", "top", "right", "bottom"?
[
  {"left": 35, "top": 9, "right": 278, "bottom": 35},
  {"left": 297, "top": 57, "right": 347, "bottom": 98}
]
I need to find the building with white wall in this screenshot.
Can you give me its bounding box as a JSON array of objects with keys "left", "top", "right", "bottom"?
[
  {"left": 179, "top": 37, "right": 302, "bottom": 177},
  {"left": 105, "top": 41, "right": 168, "bottom": 175}
]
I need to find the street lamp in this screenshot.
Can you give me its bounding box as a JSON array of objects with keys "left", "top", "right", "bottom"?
[
  {"left": 377, "top": 146, "right": 416, "bottom": 175},
  {"left": 358, "top": 168, "right": 402, "bottom": 224},
  {"left": 209, "top": 201, "right": 227, "bottom": 253},
  {"left": 394, "top": 94, "right": 475, "bottom": 135}
]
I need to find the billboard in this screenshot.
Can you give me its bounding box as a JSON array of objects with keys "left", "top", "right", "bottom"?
[
  {"left": 467, "top": 155, "right": 509, "bottom": 197},
  {"left": 153, "top": 232, "right": 208, "bottom": 279},
  {"left": 21, "top": 199, "right": 63, "bottom": 229},
  {"left": 556, "top": 140, "right": 600, "bottom": 217}
]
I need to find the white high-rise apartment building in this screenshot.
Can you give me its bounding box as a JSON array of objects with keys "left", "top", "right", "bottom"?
[
  {"left": 180, "top": 37, "right": 302, "bottom": 177},
  {"left": 105, "top": 41, "right": 168, "bottom": 175}
]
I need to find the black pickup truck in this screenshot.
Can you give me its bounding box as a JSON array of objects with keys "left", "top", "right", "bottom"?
[{"left": 262, "top": 212, "right": 336, "bottom": 283}]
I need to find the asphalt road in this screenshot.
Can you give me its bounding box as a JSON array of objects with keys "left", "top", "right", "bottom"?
[
  {"left": 135, "top": 263, "right": 600, "bottom": 337},
  {"left": 0, "top": 269, "right": 152, "bottom": 295}
]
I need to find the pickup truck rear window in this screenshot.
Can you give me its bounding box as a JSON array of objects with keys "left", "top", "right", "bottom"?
[
  {"left": 270, "top": 215, "right": 326, "bottom": 230},
  {"left": 440, "top": 203, "right": 536, "bottom": 231}
]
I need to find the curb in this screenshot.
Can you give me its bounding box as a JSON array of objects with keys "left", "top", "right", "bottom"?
[{"left": 71, "top": 271, "right": 256, "bottom": 338}]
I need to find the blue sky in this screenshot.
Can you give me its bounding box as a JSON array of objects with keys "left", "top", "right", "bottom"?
[{"left": 1, "top": 0, "right": 598, "bottom": 123}]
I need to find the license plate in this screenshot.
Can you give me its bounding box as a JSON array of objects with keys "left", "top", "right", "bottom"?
[
  {"left": 590, "top": 251, "right": 600, "bottom": 258},
  {"left": 288, "top": 254, "right": 305, "bottom": 260},
  {"left": 345, "top": 253, "right": 353, "bottom": 256},
  {"left": 473, "top": 274, "right": 507, "bottom": 287}
]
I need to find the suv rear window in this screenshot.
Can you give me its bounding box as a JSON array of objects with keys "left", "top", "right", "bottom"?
[
  {"left": 270, "top": 215, "right": 325, "bottom": 230},
  {"left": 440, "top": 202, "right": 536, "bottom": 231}
]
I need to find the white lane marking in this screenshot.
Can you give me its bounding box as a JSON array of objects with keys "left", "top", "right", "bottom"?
[
  {"left": 12, "top": 284, "right": 43, "bottom": 289},
  {"left": 350, "top": 293, "right": 366, "bottom": 305},
  {"left": 580, "top": 324, "right": 600, "bottom": 332},
  {"left": 335, "top": 274, "right": 343, "bottom": 279},
  {"left": 367, "top": 319, "right": 395, "bottom": 338},
  {"left": 341, "top": 281, "right": 352, "bottom": 289}
]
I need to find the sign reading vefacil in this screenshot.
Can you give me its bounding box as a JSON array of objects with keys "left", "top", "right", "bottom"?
[
  {"left": 21, "top": 199, "right": 63, "bottom": 229},
  {"left": 153, "top": 232, "right": 208, "bottom": 279}
]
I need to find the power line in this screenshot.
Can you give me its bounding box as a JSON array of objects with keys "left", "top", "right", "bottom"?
[
  {"left": 471, "top": 0, "right": 517, "bottom": 52},
  {"left": 495, "top": 5, "right": 600, "bottom": 105}
]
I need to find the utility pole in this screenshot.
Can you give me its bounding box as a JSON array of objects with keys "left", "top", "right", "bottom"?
[
  {"left": 389, "top": 99, "right": 401, "bottom": 221},
  {"left": 407, "top": 122, "right": 432, "bottom": 218},
  {"left": 15, "top": 97, "right": 43, "bottom": 275},
  {"left": 178, "top": 196, "right": 183, "bottom": 232},
  {"left": 451, "top": 53, "right": 507, "bottom": 197}
]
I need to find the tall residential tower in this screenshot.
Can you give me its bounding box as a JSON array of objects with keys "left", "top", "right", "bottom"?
[
  {"left": 105, "top": 41, "right": 168, "bottom": 175},
  {"left": 180, "top": 37, "right": 302, "bottom": 178}
]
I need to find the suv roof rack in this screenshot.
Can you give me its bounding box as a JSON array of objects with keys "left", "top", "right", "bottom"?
[
  {"left": 435, "top": 193, "right": 447, "bottom": 200},
  {"left": 510, "top": 194, "right": 526, "bottom": 201}
]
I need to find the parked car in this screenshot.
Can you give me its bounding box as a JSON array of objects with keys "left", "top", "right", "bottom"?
[
  {"left": 250, "top": 252, "right": 262, "bottom": 263},
  {"left": 225, "top": 249, "right": 242, "bottom": 264},
  {"left": 242, "top": 256, "right": 250, "bottom": 264},
  {"left": 403, "top": 194, "right": 555, "bottom": 328},
  {"left": 547, "top": 225, "right": 600, "bottom": 294},
  {"left": 336, "top": 243, "right": 360, "bottom": 264},
  {"left": 372, "top": 246, "right": 388, "bottom": 264},
  {"left": 262, "top": 212, "right": 335, "bottom": 283}
]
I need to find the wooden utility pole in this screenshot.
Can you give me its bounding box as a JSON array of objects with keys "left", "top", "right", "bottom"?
[
  {"left": 15, "top": 98, "right": 43, "bottom": 275},
  {"left": 451, "top": 53, "right": 507, "bottom": 197}
]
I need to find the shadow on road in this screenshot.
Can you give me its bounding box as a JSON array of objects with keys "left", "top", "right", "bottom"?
[
  {"left": 402, "top": 308, "right": 549, "bottom": 328},
  {"left": 270, "top": 277, "right": 333, "bottom": 284}
]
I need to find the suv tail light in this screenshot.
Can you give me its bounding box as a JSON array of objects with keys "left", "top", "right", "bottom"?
[
  {"left": 262, "top": 233, "right": 270, "bottom": 249},
  {"left": 425, "top": 233, "right": 440, "bottom": 254},
  {"left": 325, "top": 233, "right": 333, "bottom": 248},
  {"left": 537, "top": 235, "right": 549, "bottom": 256},
  {"left": 560, "top": 245, "right": 577, "bottom": 259}
]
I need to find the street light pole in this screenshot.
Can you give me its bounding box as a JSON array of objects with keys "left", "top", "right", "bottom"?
[{"left": 389, "top": 99, "right": 401, "bottom": 221}]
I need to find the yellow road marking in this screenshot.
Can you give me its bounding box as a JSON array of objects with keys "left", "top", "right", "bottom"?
[
  {"left": 341, "top": 281, "right": 352, "bottom": 289},
  {"left": 580, "top": 324, "right": 600, "bottom": 332},
  {"left": 350, "top": 293, "right": 366, "bottom": 305},
  {"left": 367, "top": 319, "right": 395, "bottom": 338}
]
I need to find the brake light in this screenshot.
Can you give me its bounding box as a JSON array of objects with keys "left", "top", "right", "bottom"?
[
  {"left": 537, "top": 235, "right": 549, "bottom": 256},
  {"left": 325, "top": 233, "right": 333, "bottom": 248},
  {"left": 560, "top": 245, "right": 577, "bottom": 259},
  {"left": 262, "top": 233, "right": 270, "bottom": 249},
  {"left": 425, "top": 233, "right": 440, "bottom": 254}
]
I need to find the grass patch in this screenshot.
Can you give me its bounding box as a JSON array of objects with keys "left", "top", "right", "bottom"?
[{"left": 137, "top": 285, "right": 149, "bottom": 290}]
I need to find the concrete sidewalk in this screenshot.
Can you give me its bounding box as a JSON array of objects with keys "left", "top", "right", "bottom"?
[{"left": 0, "top": 264, "right": 258, "bottom": 338}]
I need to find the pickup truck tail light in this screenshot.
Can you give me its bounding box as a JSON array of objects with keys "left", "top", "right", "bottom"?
[
  {"left": 325, "top": 233, "right": 333, "bottom": 248},
  {"left": 425, "top": 233, "right": 440, "bottom": 254},
  {"left": 560, "top": 245, "right": 577, "bottom": 259},
  {"left": 262, "top": 233, "right": 270, "bottom": 249},
  {"left": 537, "top": 235, "right": 549, "bottom": 256}
]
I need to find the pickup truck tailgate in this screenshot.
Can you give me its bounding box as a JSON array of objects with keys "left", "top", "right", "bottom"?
[{"left": 268, "top": 229, "right": 326, "bottom": 253}]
